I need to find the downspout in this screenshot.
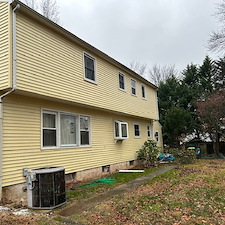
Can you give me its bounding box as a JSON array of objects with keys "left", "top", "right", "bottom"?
[{"left": 0, "top": 3, "right": 20, "bottom": 199}]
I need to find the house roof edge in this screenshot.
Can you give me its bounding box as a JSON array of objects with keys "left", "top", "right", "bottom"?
[{"left": 11, "top": 0, "right": 157, "bottom": 89}]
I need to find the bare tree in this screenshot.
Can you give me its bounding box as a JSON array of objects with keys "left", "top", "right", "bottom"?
[
  {"left": 23, "top": 0, "right": 60, "bottom": 24},
  {"left": 148, "top": 64, "right": 177, "bottom": 87},
  {"left": 129, "top": 61, "right": 147, "bottom": 77},
  {"left": 208, "top": 0, "right": 225, "bottom": 52},
  {"left": 40, "top": 0, "right": 60, "bottom": 23},
  {"left": 129, "top": 61, "right": 177, "bottom": 86},
  {"left": 24, "top": 0, "right": 38, "bottom": 10}
]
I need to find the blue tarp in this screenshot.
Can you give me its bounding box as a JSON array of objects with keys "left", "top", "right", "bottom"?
[{"left": 158, "top": 153, "right": 175, "bottom": 161}]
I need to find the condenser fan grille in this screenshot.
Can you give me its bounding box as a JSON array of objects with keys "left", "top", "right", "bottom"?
[{"left": 28, "top": 167, "right": 66, "bottom": 209}]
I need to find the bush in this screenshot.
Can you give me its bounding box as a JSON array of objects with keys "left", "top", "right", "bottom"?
[
  {"left": 164, "top": 146, "right": 196, "bottom": 164},
  {"left": 137, "top": 140, "right": 161, "bottom": 167}
]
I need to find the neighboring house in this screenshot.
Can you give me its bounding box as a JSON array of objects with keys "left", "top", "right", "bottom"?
[
  {"left": 185, "top": 137, "right": 225, "bottom": 156},
  {"left": 0, "top": 0, "right": 163, "bottom": 203}
]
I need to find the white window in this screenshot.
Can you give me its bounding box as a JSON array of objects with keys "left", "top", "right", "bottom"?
[
  {"left": 131, "top": 79, "right": 136, "bottom": 95},
  {"left": 119, "top": 73, "right": 125, "bottom": 90},
  {"left": 155, "top": 131, "right": 159, "bottom": 142},
  {"left": 43, "top": 112, "right": 57, "bottom": 147},
  {"left": 114, "top": 121, "right": 128, "bottom": 140},
  {"left": 134, "top": 123, "right": 140, "bottom": 138},
  {"left": 84, "top": 53, "right": 96, "bottom": 82},
  {"left": 80, "top": 116, "right": 90, "bottom": 146},
  {"left": 60, "top": 114, "right": 77, "bottom": 146},
  {"left": 141, "top": 85, "right": 146, "bottom": 99},
  {"left": 42, "top": 110, "right": 91, "bottom": 149},
  {"left": 147, "top": 124, "right": 151, "bottom": 138}
]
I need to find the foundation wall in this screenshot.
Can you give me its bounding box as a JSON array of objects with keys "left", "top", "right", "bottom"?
[
  {"left": 2, "top": 160, "right": 139, "bottom": 205},
  {"left": 2, "top": 183, "right": 27, "bottom": 206}
]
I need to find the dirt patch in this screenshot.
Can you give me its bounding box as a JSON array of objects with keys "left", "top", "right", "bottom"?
[
  {"left": 0, "top": 211, "right": 42, "bottom": 225},
  {"left": 207, "top": 166, "right": 225, "bottom": 169},
  {"left": 179, "top": 168, "right": 201, "bottom": 176}
]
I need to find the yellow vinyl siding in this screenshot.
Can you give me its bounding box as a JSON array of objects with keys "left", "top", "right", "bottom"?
[
  {"left": 16, "top": 13, "right": 158, "bottom": 120},
  {"left": 2, "top": 94, "right": 152, "bottom": 186},
  {"left": 153, "top": 121, "right": 163, "bottom": 149},
  {"left": 0, "top": 1, "right": 11, "bottom": 90}
]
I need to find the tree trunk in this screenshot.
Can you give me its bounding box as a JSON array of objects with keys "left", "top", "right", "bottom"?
[{"left": 213, "top": 133, "right": 220, "bottom": 155}]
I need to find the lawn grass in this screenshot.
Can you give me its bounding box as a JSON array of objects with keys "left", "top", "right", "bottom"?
[
  {"left": 66, "top": 166, "right": 163, "bottom": 201},
  {"left": 74, "top": 159, "right": 225, "bottom": 225}
]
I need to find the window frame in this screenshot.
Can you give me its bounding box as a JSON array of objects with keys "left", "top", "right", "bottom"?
[
  {"left": 134, "top": 123, "right": 141, "bottom": 138},
  {"left": 60, "top": 112, "right": 78, "bottom": 147},
  {"left": 114, "top": 120, "right": 129, "bottom": 140},
  {"left": 41, "top": 109, "right": 91, "bottom": 150},
  {"left": 80, "top": 115, "right": 91, "bottom": 147},
  {"left": 147, "top": 124, "right": 152, "bottom": 139},
  {"left": 84, "top": 53, "right": 97, "bottom": 84},
  {"left": 155, "top": 131, "right": 159, "bottom": 142},
  {"left": 42, "top": 111, "right": 58, "bottom": 149},
  {"left": 131, "top": 79, "right": 136, "bottom": 96},
  {"left": 118, "top": 72, "right": 125, "bottom": 91},
  {"left": 141, "top": 84, "right": 146, "bottom": 99}
]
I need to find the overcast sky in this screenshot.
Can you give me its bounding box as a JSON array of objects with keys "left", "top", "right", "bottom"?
[{"left": 55, "top": 0, "right": 222, "bottom": 75}]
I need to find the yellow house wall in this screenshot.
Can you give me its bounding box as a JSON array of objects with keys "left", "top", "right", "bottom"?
[
  {"left": 153, "top": 121, "right": 163, "bottom": 149},
  {"left": 16, "top": 12, "right": 158, "bottom": 120},
  {"left": 0, "top": 1, "right": 12, "bottom": 90},
  {"left": 2, "top": 94, "right": 156, "bottom": 187}
]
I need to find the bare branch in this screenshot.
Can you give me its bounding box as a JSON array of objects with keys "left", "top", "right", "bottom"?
[
  {"left": 208, "top": 30, "right": 225, "bottom": 52},
  {"left": 148, "top": 64, "right": 177, "bottom": 86},
  {"left": 39, "top": 0, "right": 60, "bottom": 23},
  {"left": 24, "top": 0, "right": 38, "bottom": 10},
  {"left": 129, "top": 61, "right": 147, "bottom": 77},
  {"left": 22, "top": 0, "right": 60, "bottom": 24},
  {"left": 208, "top": 0, "right": 225, "bottom": 53}
]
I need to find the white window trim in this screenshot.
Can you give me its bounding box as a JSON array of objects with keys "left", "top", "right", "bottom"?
[
  {"left": 141, "top": 84, "right": 146, "bottom": 99},
  {"left": 41, "top": 110, "right": 59, "bottom": 149},
  {"left": 118, "top": 72, "right": 126, "bottom": 91},
  {"left": 83, "top": 52, "right": 97, "bottom": 84},
  {"left": 114, "top": 120, "right": 129, "bottom": 140},
  {"left": 134, "top": 123, "right": 141, "bottom": 138},
  {"left": 147, "top": 124, "right": 152, "bottom": 139},
  {"left": 80, "top": 115, "right": 91, "bottom": 147},
  {"left": 59, "top": 113, "right": 79, "bottom": 148},
  {"left": 41, "top": 109, "right": 91, "bottom": 150},
  {"left": 131, "top": 79, "right": 137, "bottom": 96},
  {"left": 155, "top": 131, "right": 160, "bottom": 142}
]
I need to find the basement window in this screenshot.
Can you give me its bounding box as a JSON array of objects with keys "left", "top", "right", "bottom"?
[{"left": 102, "top": 165, "right": 110, "bottom": 173}]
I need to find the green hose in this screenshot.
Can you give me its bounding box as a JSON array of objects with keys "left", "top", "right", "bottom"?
[{"left": 80, "top": 177, "right": 116, "bottom": 187}]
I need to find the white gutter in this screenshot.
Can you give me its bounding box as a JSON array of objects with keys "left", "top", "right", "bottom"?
[{"left": 0, "top": 3, "right": 20, "bottom": 199}]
